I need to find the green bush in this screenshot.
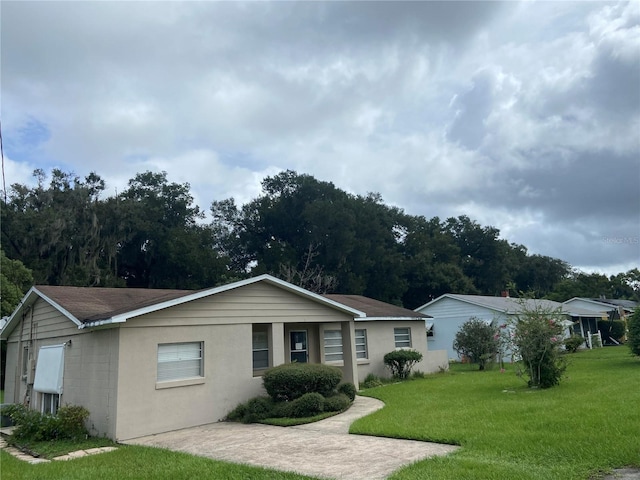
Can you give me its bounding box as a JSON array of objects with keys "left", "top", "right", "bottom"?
[
  {"left": 453, "top": 318, "right": 499, "bottom": 371},
  {"left": 324, "top": 393, "right": 351, "bottom": 412},
  {"left": 226, "top": 396, "right": 274, "bottom": 423},
  {"left": 564, "top": 334, "right": 585, "bottom": 353},
  {"left": 629, "top": 309, "right": 640, "bottom": 356},
  {"left": 362, "top": 373, "right": 383, "bottom": 388},
  {"left": 3, "top": 404, "right": 89, "bottom": 442},
  {"left": 263, "top": 363, "right": 342, "bottom": 402},
  {"left": 288, "top": 392, "right": 324, "bottom": 418},
  {"left": 337, "top": 382, "right": 356, "bottom": 401},
  {"left": 383, "top": 349, "right": 423, "bottom": 379}
]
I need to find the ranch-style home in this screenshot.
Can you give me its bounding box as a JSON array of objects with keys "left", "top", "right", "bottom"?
[
  {"left": 1, "top": 275, "right": 445, "bottom": 441},
  {"left": 415, "top": 293, "right": 603, "bottom": 361}
]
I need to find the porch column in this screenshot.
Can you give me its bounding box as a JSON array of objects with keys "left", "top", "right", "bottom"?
[
  {"left": 341, "top": 320, "right": 359, "bottom": 390},
  {"left": 271, "top": 323, "right": 285, "bottom": 367}
]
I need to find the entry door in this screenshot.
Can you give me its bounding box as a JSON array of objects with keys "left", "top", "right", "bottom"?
[{"left": 290, "top": 330, "right": 308, "bottom": 363}]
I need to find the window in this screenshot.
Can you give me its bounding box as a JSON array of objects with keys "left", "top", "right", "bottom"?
[
  {"left": 157, "top": 342, "right": 203, "bottom": 382},
  {"left": 324, "top": 329, "right": 343, "bottom": 362},
  {"left": 252, "top": 325, "right": 270, "bottom": 370},
  {"left": 41, "top": 393, "right": 60, "bottom": 415},
  {"left": 426, "top": 322, "right": 434, "bottom": 338},
  {"left": 355, "top": 329, "right": 368, "bottom": 359},
  {"left": 394, "top": 327, "right": 411, "bottom": 348}
]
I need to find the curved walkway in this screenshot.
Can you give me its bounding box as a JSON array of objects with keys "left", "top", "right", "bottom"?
[{"left": 125, "top": 396, "right": 459, "bottom": 480}]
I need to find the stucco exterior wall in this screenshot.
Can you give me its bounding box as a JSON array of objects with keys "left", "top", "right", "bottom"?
[
  {"left": 352, "top": 320, "right": 432, "bottom": 382},
  {"left": 3, "top": 299, "right": 119, "bottom": 438},
  {"left": 113, "top": 281, "right": 356, "bottom": 441}
]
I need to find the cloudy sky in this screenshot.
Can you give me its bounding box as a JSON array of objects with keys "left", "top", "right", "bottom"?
[{"left": 2, "top": 1, "right": 639, "bottom": 275}]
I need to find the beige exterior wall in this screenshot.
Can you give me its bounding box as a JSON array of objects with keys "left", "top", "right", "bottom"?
[
  {"left": 3, "top": 298, "right": 119, "bottom": 438},
  {"left": 353, "top": 320, "right": 434, "bottom": 382},
  {"left": 113, "top": 281, "right": 356, "bottom": 441}
]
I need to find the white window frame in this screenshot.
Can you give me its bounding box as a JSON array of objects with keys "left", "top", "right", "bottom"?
[
  {"left": 323, "top": 329, "right": 343, "bottom": 362},
  {"left": 41, "top": 393, "right": 60, "bottom": 415},
  {"left": 157, "top": 342, "right": 203, "bottom": 384},
  {"left": 252, "top": 324, "right": 270, "bottom": 372},
  {"left": 355, "top": 329, "right": 368, "bottom": 359},
  {"left": 394, "top": 327, "right": 412, "bottom": 349},
  {"left": 426, "top": 322, "right": 434, "bottom": 338}
]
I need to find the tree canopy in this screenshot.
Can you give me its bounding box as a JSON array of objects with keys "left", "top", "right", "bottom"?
[{"left": 2, "top": 168, "right": 637, "bottom": 308}]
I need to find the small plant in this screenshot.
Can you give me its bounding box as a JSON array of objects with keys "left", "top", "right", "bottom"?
[
  {"left": 383, "top": 349, "right": 423, "bottom": 380},
  {"left": 411, "top": 370, "right": 426, "bottom": 380},
  {"left": 337, "top": 382, "right": 356, "bottom": 401},
  {"left": 362, "top": 373, "right": 383, "bottom": 388},
  {"left": 453, "top": 317, "right": 499, "bottom": 371},
  {"left": 564, "top": 334, "right": 585, "bottom": 353},
  {"left": 226, "top": 396, "right": 274, "bottom": 423}
]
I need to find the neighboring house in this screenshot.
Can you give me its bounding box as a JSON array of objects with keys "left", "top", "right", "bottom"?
[
  {"left": 1, "top": 275, "right": 443, "bottom": 441},
  {"left": 415, "top": 294, "right": 602, "bottom": 361},
  {"left": 324, "top": 294, "right": 448, "bottom": 380},
  {"left": 563, "top": 297, "right": 637, "bottom": 321}
]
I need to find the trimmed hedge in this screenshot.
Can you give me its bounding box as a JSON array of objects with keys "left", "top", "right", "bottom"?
[
  {"left": 289, "top": 392, "right": 325, "bottom": 418},
  {"left": 263, "top": 363, "right": 342, "bottom": 402},
  {"left": 384, "top": 349, "right": 423, "bottom": 379},
  {"left": 324, "top": 393, "right": 351, "bottom": 412},
  {"left": 337, "top": 382, "right": 357, "bottom": 401}
]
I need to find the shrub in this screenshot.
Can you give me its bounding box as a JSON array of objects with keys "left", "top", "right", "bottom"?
[
  {"left": 226, "top": 396, "right": 274, "bottom": 423},
  {"left": 56, "top": 405, "right": 89, "bottom": 439},
  {"left": 383, "top": 349, "right": 423, "bottom": 380},
  {"left": 629, "top": 309, "right": 640, "bottom": 356},
  {"left": 263, "top": 363, "right": 342, "bottom": 402},
  {"left": 324, "top": 393, "right": 351, "bottom": 412},
  {"left": 362, "top": 373, "right": 383, "bottom": 388},
  {"left": 411, "top": 370, "right": 426, "bottom": 379},
  {"left": 288, "top": 392, "right": 324, "bottom": 418},
  {"left": 337, "top": 382, "right": 356, "bottom": 401},
  {"left": 4, "top": 404, "right": 89, "bottom": 442},
  {"left": 512, "top": 304, "right": 566, "bottom": 388},
  {"left": 453, "top": 317, "right": 499, "bottom": 371},
  {"left": 564, "top": 334, "right": 585, "bottom": 353}
]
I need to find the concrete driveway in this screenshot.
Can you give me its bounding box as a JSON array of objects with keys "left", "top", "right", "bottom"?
[{"left": 124, "top": 396, "right": 459, "bottom": 480}]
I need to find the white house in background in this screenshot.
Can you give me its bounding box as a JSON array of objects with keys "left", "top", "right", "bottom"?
[
  {"left": 415, "top": 294, "right": 602, "bottom": 361},
  {"left": 563, "top": 298, "right": 637, "bottom": 321}
]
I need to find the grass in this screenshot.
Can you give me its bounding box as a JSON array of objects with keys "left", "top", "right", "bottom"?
[
  {"left": 0, "top": 445, "right": 317, "bottom": 479},
  {"left": 351, "top": 346, "right": 640, "bottom": 479},
  {"left": 261, "top": 410, "right": 341, "bottom": 426},
  {"left": 2, "top": 347, "right": 638, "bottom": 479}
]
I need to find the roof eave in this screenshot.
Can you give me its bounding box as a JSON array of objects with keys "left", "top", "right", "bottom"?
[{"left": 101, "top": 274, "right": 366, "bottom": 324}]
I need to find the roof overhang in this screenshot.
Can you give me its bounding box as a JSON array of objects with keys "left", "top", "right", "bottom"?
[
  {"left": 83, "top": 274, "right": 366, "bottom": 328},
  {"left": 0, "top": 286, "right": 83, "bottom": 340},
  {"left": 355, "top": 316, "right": 431, "bottom": 322}
]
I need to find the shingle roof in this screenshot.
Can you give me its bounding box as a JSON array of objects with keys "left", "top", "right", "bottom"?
[
  {"left": 36, "top": 285, "right": 195, "bottom": 322},
  {"left": 418, "top": 294, "right": 600, "bottom": 317},
  {"left": 324, "top": 294, "right": 431, "bottom": 319}
]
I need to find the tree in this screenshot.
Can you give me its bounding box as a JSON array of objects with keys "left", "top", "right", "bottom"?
[
  {"left": 453, "top": 317, "right": 499, "bottom": 370},
  {"left": 1, "top": 249, "right": 33, "bottom": 389},
  {"left": 511, "top": 303, "right": 566, "bottom": 388},
  {"left": 628, "top": 309, "right": 640, "bottom": 356},
  {"left": 383, "top": 349, "right": 423, "bottom": 379}
]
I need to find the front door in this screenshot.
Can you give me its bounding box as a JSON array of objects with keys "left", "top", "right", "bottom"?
[{"left": 290, "top": 330, "right": 308, "bottom": 363}]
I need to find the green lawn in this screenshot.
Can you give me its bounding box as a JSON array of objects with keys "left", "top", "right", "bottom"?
[
  {"left": 2, "top": 347, "right": 638, "bottom": 479},
  {"left": 352, "top": 346, "right": 640, "bottom": 479}
]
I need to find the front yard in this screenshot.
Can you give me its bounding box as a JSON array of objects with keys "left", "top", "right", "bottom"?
[{"left": 2, "top": 346, "right": 638, "bottom": 479}]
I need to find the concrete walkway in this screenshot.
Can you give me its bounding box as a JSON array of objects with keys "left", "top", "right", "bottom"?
[{"left": 125, "top": 396, "right": 459, "bottom": 480}]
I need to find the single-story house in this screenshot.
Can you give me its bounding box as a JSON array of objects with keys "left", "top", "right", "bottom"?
[
  {"left": 563, "top": 297, "right": 637, "bottom": 321},
  {"left": 1, "top": 274, "right": 444, "bottom": 441},
  {"left": 415, "top": 294, "right": 602, "bottom": 360}
]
